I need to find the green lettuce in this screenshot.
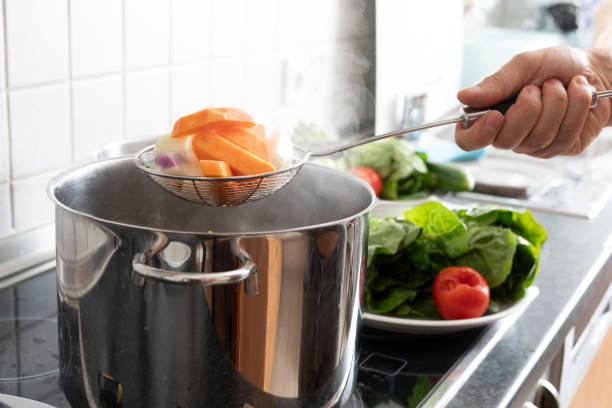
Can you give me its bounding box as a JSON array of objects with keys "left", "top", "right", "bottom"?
[
  {"left": 403, "top": 201, "right": 469, "bottom": 258},
  {"left": 365, "top": 201, "right": 547, "bottom": 319},
  {"left": 345, "top": 138, "right": 472, "bottom": 199},
  {"left": 453, "top": 225, "right": 517, "bottom": 287},
  {"left": 455, "top": 207, "right": 547, "bottom": 248}
]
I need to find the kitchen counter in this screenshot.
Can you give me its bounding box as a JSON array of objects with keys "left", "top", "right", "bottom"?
[
  {"left": 3, "top": 161, "right": 612, "bottom": 407},
  {"left": 417, "top": 194, "right": 612, "bottom": 407}
]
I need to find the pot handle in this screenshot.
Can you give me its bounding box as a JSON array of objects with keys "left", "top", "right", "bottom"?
[{"left": 132, "top": 252, "right": 256, "bottom": 287}]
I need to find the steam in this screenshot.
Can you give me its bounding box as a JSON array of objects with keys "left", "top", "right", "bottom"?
[{"left": 330, "top": 0, "right": 375, "bottom": 137}]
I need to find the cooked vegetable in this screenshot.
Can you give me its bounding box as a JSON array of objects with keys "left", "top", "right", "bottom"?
[
  {"left": 171, "top": 107, "right": 254, "bottom": 138},
  {"left": 345, "top": 138, "right": 471, "bottom": 199},
  {"left": 208, "top": 122, "right": 270, "bottom": 161},
  {"left": 365, "top": 201, "right": 546, "bottom": 319},
  {"left": 156, "top": 153, "right": 179, "bottom": 169},
  {"left": 192, "top": 130, "right": 276, "bottom": 176},
  {"left": 199, "top": 160, "right": 234, "bottom": 177},
  {"left": 350, "top": 167, "right": 383, "bottom": 196},
  {"left": 432, "top": 266, "right": 490, "bottom": 320},
  {"left": 153, "top": 134, "right": 202, "bottom": 176}
]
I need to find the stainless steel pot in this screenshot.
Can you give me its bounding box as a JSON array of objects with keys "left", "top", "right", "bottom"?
[{"left": 48, "top": 158, "right": 375, "bottom": 408}]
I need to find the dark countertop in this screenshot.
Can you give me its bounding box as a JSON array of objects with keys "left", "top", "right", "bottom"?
[{"left": 420, "top": 193, "right": 612, "bottom": 407}]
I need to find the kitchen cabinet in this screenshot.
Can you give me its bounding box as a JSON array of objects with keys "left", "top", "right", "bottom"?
[
  {"left": 569, "top": 324, "right": 612, "bottom": 407},
  {"left": 558, "top": 280, "right": 612, "bottom": 407}
]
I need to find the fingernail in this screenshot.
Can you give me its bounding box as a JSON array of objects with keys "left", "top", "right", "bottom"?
[
  {"left": 527, "top": 85, "right": 541, "bottom": 96},
  {"left": 575, "top": 75, "right": 588, "bottom": 86},
  {"left": 483, "top": 113, "right": 503, "bottom": 133}
]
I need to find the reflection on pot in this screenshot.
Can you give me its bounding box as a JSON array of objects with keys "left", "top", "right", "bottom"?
[{"left": 56, "top": 209, "right": 119, "bottom": 300}]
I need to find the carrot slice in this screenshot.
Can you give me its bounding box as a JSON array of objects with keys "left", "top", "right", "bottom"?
[
  {"left": 172, "top": 107, "right": 254, "bottom": 138},
  {"left": 192, "top": 130, "right": 276, "bottom": 176},
  {"left": 199, "top": 160, "right": 234, "bottom": 177},
  {"left": 214, "top": 125, "right": 269, "bottom": 161}
]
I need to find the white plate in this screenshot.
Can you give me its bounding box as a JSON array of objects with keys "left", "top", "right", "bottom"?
[
  {"left": 370, "top": 196, "right": 439, "bottom": 219},
  {"left": 0, "top": 394, "right": 56, "bottom": 408},
  {"left": 363, "top": 286, "right": 539, "bottom": 334}
]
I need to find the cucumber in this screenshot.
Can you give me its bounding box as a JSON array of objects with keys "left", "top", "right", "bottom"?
[{"left": 424, "top": 161, "right": 472, "bottom": 191}]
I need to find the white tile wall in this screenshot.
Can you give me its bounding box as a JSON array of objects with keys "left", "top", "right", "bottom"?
[
  {"left": 171, "top": 0, "right": 210, "bottom": 63},
  {"left": 211, "top": 0, "right": 246, "bottom": 57},
  {"left": 0, "top": 93, "right": 8, "bottom": 183},
  {"left": 244, "top": 53, "right": 280, "bottom": 120},
  {"left": 125, "top": 69, "right": 170, "bottom": 139},
  {"left": 9, "top": 84, "right": 71, "bottom": 178},
  {"left": 0, "top": 2, "right": 5, "bottom": 89},
  {"left": 72, "top": 76, "right": 124, "bottom": 161},
  {"left": 210, "top": 56, "right": 245, "bottom": 107},
  {"left": 0, "top": 0, "right": 375, "bottom": 239},
  {"left": 0, "top": 183, "right": 9, "bottom": 236},
  {"left": 246, "top": 0, "right": 277, "bottom": 52},
  {"left": 12, "top": 171, "right": 56, "bottom": 231},
  {"left": 277, "top": 0, "right": 310, "bottom": 47},
  {"left": 6, "top": 0, "right": 69, "bottom": 87},
  {"left": 171, "top": 63, "right": 209, "bottom": 120},
  {"left": 70, "top": 0, "right": 123, "bottom": 78},
  {"left": 125, "top": 0, "right": 169, "bottom": 70}
]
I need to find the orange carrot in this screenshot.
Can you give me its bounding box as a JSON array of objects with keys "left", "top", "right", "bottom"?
[
  {"left": 199, "top": 160, "right": 234, "bottom": 177},
  {"left": 213, "top": 125, "right": 269, "bottom": 161},
  {"left": 172, "top": 107, "right": 254, "bottom": 138},
  {"left": 192, "top": 130, "right": 276, "bottom": 176}
]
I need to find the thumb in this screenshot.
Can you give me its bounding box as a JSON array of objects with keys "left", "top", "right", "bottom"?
[{"left": 458, "top": 53, "right": 536, "bottom": 108}]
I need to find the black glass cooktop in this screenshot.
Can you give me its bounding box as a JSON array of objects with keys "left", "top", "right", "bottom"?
[{"left": 0, "top": 268, "right": 482, "bottom": 408}]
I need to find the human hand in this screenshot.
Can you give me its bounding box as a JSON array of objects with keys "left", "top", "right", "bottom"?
[{"left": 455, "top": 46, "right": 612, "bottom": 158}]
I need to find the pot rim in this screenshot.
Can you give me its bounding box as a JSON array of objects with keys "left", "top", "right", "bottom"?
[{"left": 47, "top": 158, "right": 377, "bottom": 236}]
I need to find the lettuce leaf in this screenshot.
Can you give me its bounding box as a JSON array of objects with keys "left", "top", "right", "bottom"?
[
  {"left": 403, "top": 201, "right": 469, "bottom": 258},
  {"left": 493, "top": 243, "right": 540, "bottom": 300},
  {"left": 367, "top": 285, "right": 418, "bottom": 314},
  {"left": 455, "top": 207, "right": 547, "bottom": 248},
  {"left": 453, "top": 225, "right": 517, "bottom": 288},
  {"left": 346, "top": 138, "right": 426, "bottom": 180},
  {"left": 367, "top": 217, "right": 421, "bottom": 267}
]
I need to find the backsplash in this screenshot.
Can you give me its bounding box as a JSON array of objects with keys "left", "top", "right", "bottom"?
[{"left": 0, "top": 0, "right": 375, "bottom": 239}]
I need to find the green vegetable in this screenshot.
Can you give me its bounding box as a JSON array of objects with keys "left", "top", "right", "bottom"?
[
  {"left": 453, "top": 225, "right": 517, "bottom": 287},
  {"left": 367, "top": 218, "right": 421, "bottom": 267},
  {"left": 345, "top": 138, "right": 471, "bottom": 199},
  {"left": 367, "top": 285, "right": 418, "bottom": 314},
  {"left": 424, "top": 161, "right": 473, "bottom": 191},
  {"left": 365, "top": 201, "right": 547, "bottom": 319},
  {"left": 455, "top": 207, "right": 547, "bottom": 248},
  {"left": 403, "top": 201, "right": 469, "bottom": 258}
]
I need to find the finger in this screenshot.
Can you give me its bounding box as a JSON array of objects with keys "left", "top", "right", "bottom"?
[
  {"left": 457, "top": 51, "right": 541, "bottom": 108},
  {"left": 513, "top": 79, "right": 568, "bottom": 154},
  {"left": 491, "top": 85, "right": 542, "bottom": 150},
  {"left": 455, "top": 111, "right": 504, "bottom": 151},
  {"left": 532, "top": 75, "right": 592, "bottom": 157}
]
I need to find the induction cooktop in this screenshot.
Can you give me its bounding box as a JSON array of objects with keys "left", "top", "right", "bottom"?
[{"left": 0, "top": 264, "right": 482, "bottom": 408}]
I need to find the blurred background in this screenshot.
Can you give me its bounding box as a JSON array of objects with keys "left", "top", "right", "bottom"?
[{"left": 0, "top": 0, "right": 610, "bottom": 242}]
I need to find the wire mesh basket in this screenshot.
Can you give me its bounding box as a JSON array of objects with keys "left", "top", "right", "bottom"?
[{"left": 134, "top": 146, "right": 310, "bottom": 207}]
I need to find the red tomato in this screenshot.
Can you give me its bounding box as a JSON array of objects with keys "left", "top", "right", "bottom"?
[
  {"left": 350, "top": 167, "right": 383, "bottom": 196},
  {"left": 432, "top": 266, "right": 490, "bottom": 320}
]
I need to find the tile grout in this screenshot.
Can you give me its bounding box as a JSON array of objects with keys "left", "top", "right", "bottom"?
[
  {"left": 2, "top": 0, "right": 14, "bottom": 232},
  {"left": 66, "top": 0, "right": 75, "bottom": 164},
  {"left": 167, "top": 0, "right": 172, "bottom": 126},
  {"left": 121, "top": 0, "right": 127, "bottom": 139}
]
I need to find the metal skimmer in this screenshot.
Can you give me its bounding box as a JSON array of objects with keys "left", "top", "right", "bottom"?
[{"left": 135, "top": 87, "right": 612, "bottom": 207}]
